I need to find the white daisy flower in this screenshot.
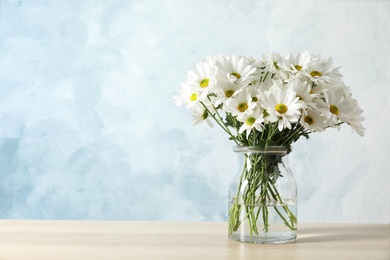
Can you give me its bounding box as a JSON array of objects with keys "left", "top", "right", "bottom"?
[
  {"left": 300, "top": 109, "right": 327, "bottom": 132},
  {"left": 287, "top": 79, "right": 317, "bottom": 110},
  {"left": 186, "top": 58, "right": 217, "bottom": 92},
  {"left": 238, "top": 108, "right": 265, "bottom": 138},
  {"left": 281, "top": 51, "right": 313, "bottom": 76},
  {"left": 212, "top": 81, "right": 242, "bottom": 108},
  {"left": 332, "top": 84, "right": 365, "bottom": 135},
  {"left": 174, "top": 82, "right": 201, "bottom": 109},
  {"left": 346, "top": 105, "right": 365, "bottom": 136},
  {"left": 302, "top": 55, "right": 343, "bottom": 84},
  {"left": 247, "top": 83, "right": 263, "bottom": 104},
  {"left": 337, "top": 93, "right": 365, "bottom": 136},
  {"left": 321, "top": 88, "right": 354, "bottom": 126},
  {"left": 216, "top": 55, "right": 257, "bottom": 87},
  {"left": 261, "top": 81, "right": 302, "bottom": 131},
  {"left": 262, "top": 52, "right": 283, "bottom": 75},
  {"left": 191, "top": 103, "right": 213, "bottom": 127},
  {"left": 226, "top": 87, "right": 257, "bottom": 117}
]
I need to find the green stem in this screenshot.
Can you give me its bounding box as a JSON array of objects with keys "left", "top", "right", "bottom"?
[
  {"left": 199, "top": 101, "right": 239, "bottom": 144},
  {"left": 266, "top": 193, "right": 297, "bottom": 230},
  {"left": 267, "top": 182, "right": 297, "bottom": 229},
  {"left": 228, "top": 161, "right": 247, "bottom": 233},
  {"left": 282, "top": 125, "right": 306, "bottom": 144}
]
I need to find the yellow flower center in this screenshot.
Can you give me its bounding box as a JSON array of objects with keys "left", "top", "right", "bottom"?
[
  {"left": 246, "top": 117, "right": 256, "bottom": 126},
  {"left": 251, "top": 97, "right": 258, "bottom": 102},
  {"left": 199, "top": 78, "right": 209, "bottom": 88},
  {"left": 304, "top": 116, "right": 314, "bottom": 125},
  {"left": 275, "top": 104, "right": 288, "bottom": 114},
  {"left": 238, "top": 103, "right": 248, "bottom": 112},
  {"left": 189, "top": 93, "right": 197, "bottom": 101},
  {"left": 330, "top": 104, "right": 339, "bottom": 115},
  {"left": 310, "top": 71, "right": 322, "bottom": 77},
  {"left": 294, "top": 65, "right": 302, "bottom": 71},
  {"left": 273, "top": 61, "right": 280, "bottom": 70},
  {"left": 225, "top": 90, "right": 234, "bottom": 98},
  {"left": 230, "top": 72, "right": 241, "bottom": 79}
]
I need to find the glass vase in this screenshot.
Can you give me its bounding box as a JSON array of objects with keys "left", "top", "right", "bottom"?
[{"left": 228, "top": 146, "right": 297, "bottom": 244}]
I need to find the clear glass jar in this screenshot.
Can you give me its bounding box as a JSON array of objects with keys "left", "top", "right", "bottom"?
[{"left": 228, "top": 146, "right": 297, "bottom": 244}]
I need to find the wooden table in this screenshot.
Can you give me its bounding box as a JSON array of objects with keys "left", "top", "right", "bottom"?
[{"left": 0, "top": 220, "right": 388, "bottom": 259}]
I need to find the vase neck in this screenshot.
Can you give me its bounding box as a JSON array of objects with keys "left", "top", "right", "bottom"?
[{"left": 233, "top": 146, "right": 287, "bottom": 155}]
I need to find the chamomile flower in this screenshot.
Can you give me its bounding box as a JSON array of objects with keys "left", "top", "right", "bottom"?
[
  {"left": 261, "top": 81, "right": 302, "bottom": 131},
  {"left": 335, "top": 93, "right": 365, "bottom": 136},
  {"left": 212, "top": 81, "right": 242, "bottom": 108},
  {"left": 191, "top": 103, "right": 214, "bottom": 127},
  {"left": 288, "top": 79, "right": 317, "bottom": 110},
  {"left": 216, "top": 55, "right": 257, "bottom": 87},
  {"left": 300, "top": 109, "right": 327, "bottom": 132},
  {"left": 174, "top": 82, "right": 201, "bottom": 109},
  {"left": 227, "top": 87, "right": 257, "bottom": 117},
  {"left": 346, "top": 105, "right": 365, "bottom": 136},
  {"left": 238, "top": 108, "right": 265, "bottom": 138},
  {"left": 262, "top": 52, "right": 283, "bottom": 75},
  {"left": 281, "top": 51, "right": 313, "bottom": 75},
  {"left": 302, "top": 55, "right": 342, "bottom": 84},
  {"left": 321, "top": 88, "right": 354, "bottom": 126},
  {"left": 186, "top": 58, "right": 217, "bottom": 92},
  {"left": 247, "top": 83, "right": 263, "bottom": 104}
]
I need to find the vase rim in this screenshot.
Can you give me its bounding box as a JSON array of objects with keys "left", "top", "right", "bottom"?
[{"left": 232, "top": 145, "right": 287, "bottom": 154}]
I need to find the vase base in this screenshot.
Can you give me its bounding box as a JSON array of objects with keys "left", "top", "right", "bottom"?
[{"left": 229, "top": 233, "right": 297, "bottom": 244}]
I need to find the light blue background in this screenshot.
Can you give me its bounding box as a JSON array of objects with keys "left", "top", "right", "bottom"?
[{"left": 0, "top": 0, "right": 389, "bottom": 223}]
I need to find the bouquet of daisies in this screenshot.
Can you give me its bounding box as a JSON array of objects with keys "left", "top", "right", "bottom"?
[{"left": 174, "top": 52, "right": 365, "bottom": 235}]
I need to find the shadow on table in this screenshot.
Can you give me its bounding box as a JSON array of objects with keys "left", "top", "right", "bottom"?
[{"left": 297, "top": 224, "right": 388, "bottom": 243}]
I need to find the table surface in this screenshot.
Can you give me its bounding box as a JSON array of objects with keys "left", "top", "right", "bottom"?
[{"left": 0, "top": 220, "right": 388, "bottom": 260}]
